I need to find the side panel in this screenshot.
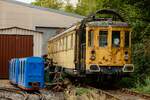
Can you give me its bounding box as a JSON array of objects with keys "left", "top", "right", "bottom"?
[
  {"left": 18, "top": 57, "right": 44, "bottom": 89},
  {"left": 48, "top": 31, "right": 76, "bottom": 69},
  {"left": 9, "top": 59, "right": 19, "bottom": 84}
]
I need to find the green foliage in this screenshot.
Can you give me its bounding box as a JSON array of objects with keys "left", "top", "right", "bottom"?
[
  {"left": 133, "top": 77, "right": 150, "bottom": 93},
  {"left": 75, "top": 87, "right": 93, "bottom": 96},
  {"left": 117, "top": 77, "right": 136, "bottom": 88},
  {"left": 64, "top": 0, "right": 75, "bottom": 13},
  {"left": 32, "top": 0, "right": 64, "bottom": 10},
  {"left": 75, "top": 0, "right": 106, "bottom": 16}
]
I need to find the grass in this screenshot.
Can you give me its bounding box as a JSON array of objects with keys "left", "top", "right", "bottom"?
[
  {"left": 75, "top": 87, "right": 96, "bottom": 96},
  {"left": 133, "top": 77, "right": 150, "bottom": 94}
]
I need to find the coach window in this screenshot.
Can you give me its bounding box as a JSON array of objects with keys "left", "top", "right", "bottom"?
[
  {"left": 57, "top": 41, "right": 59, "bottom": 52},
  {"left": 99, "top": 31, "right": 108, "bottom": 47},
  {"left": 125, "top": 31, "right": 130, "bottom": 48},
  {"left": 58, "top": 41, "right": 59, "bottom": 51},
  {"left": 66, "top": 36, "right": 68, "bottom": 50},
  {"left": 55, "top": 41, "right": 57, "bottom": 52},
  {"left": 67, "top": 35, "right": 70, "bottom": 49},
  {"left": 112, "top": 31, "right": 120, "bottom": 47},
  {"left": 59, "top": 39, "right": 61, "bottom": 51},
  {"left": 55, "top": 40, "right": 57, "bottom": 53},
  {"left": 56, "top": 40, "right": 58, "bottom": 52},
  {"left": 51, "top": 42, "right": 53, "bottom": 53},
  {"left": 88, "top": 30, "right": 94, "bottom": 47},
  {"left": 63, "top": 38, "right": 64, "bottom": 50},
  {"left": 71, "top": 34, "right": 73, "bottom": 49}
]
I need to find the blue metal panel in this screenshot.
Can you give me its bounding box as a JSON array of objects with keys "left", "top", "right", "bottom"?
[
  {"left": 9, "top": 59, "right": 12, "bottom": 81},
  {"left": 9, "top": 58, "right": 19, "bottom": 84},
  {"left": 18, "top": 58, "right": 26, "bottom": 87},
  {"left": 17, "top": 57, "right": 44, "bottom": 90},
  {"left": 10, "top": 56, "right": 44, "bottom": 90}
]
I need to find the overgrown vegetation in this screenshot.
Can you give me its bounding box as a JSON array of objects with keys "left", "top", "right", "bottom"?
[
  {"left": 133, "top": 77, "right": 150, "bottom": 93},
  {"left": 75, "top": 87, "right": 91, "bottom": 96},
  {"left": 32, "top": 0, "right": 150, "bottom": 93}
]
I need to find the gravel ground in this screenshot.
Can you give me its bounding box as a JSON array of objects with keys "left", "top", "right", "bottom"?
[
  {"left": 0, "top": 80, "right": 65, "bottom": 100},
  {"left": 1, "top": 80, "right": 148, "bottom": 100},
  {"left": 0, "top": 80, "right": 14, "bottom": 88}
]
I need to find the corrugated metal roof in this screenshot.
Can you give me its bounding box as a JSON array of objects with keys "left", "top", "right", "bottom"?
[
  {"left": 0, "top": 26, "right": 43, "bottom": 34},
  {"left": 3, "top": 0, "right": 84, "bottom": 19}
]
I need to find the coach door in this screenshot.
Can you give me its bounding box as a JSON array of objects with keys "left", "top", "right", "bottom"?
[
  {"left": 0, "top": 35, "right": 33, "bottom": 79},
  {"left": 111, "top": 30, "right": 122, "bottom": 64},
  {"left": 81, "top": 43, "right": 86, "bottom": 72}
]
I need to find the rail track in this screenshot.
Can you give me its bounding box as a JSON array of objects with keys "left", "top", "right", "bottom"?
[
  {"left": 0, "top": 87, "right": 46, "bottom": 100},
  {"left": 33, "top": 91, "right": 46, "bottom": 100},
  {"left": 101, "top": 88, "right": 150, "bottom": 100},
  {"left": 121, "top": 88, "right": 150, "bottom": 100},
  {"left": 82, "top": 85, "right": 150, "bottom": 100},
  {"left": 0, "top": 87, "right": 28, "bottom": 100},
  {"left": 1, "top": 80, "right": 150, "bottom": 100},
  {"left": 85, "top": 86, "right": 120, "bottom": 100}
]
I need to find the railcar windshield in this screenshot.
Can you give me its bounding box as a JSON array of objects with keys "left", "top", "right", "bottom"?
[
  {"left": 125, "top": 31, "right": 130, "bottom": 48},
  {"left": 99, "top": 31, "right": 108, "bottom": 47},
  {"left": 112, "top": 31, "right": 120, "bottom": 47}
]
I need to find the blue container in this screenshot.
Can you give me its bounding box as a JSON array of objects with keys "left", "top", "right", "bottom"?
[
  {"left": 17, "top": 57, "right": 44, "bottom": 90},
  {"left": 9, "top": 58, "right": 19, "bottom": 84}
]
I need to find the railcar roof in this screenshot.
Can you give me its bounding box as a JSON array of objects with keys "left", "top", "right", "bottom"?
[
  {"left": 48, "top": 20, "right": 130, "bottom": 41},
  {"left": 48, "top": 24, "right": 78, "bottom": 41},
  {"left": 86, "top": 21, "right": 129, "bottom": 27}
]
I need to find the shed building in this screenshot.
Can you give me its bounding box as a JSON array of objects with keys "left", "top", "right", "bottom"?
[
  {"left": 0, "top": 0, "right": 84, "bottom": 78},
  {"left": 0, "top": 27, "right": 42, "bottom": 78},
  {"left": 0, "top": 0, "right": 84, "bottom": 54}
]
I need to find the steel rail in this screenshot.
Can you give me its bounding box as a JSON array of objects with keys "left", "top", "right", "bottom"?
[
  {"left": 87, "top": 86, "right": 121, "bottom": 100},
  {"left": 0, "top": 97, "right": 13, "bottom": 100},
  {"left": 0, "top": 87, "right": 28, "bottom": 100},
  {"left": 122, "top": 88, "right": 150, "bottom": 99}
]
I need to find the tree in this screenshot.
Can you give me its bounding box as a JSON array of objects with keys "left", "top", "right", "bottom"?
[
  {"left": 64, "top": 0, "right": 75, "bottom": 13},
  {"left": 74, "top": 0, "right": 106, "bottom": 16},
  {"left": 32, "top": 0, "right": 64, "bottom": 10}
]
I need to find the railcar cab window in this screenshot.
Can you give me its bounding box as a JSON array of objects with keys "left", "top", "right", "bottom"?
[
  {"left": 99, "top": 31, "right": 108, "bottom": 47},
  {"left": 125, "top": 31, "right": 130, "bottom": 48},
  {"left": 112, "top": 31, "right": 120, "bottom": 47},
  {"left": 88, "top": 30, "right": 94, "bottom": 47}
]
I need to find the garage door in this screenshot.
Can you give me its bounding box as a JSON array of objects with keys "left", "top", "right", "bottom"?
[{"left": 0, "top": 35, "right": 33, "bottom": 78}]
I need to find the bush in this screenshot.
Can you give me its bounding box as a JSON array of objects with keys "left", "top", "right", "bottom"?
[
  {"left": 133, "top": 77, "right": 150, "bottom": 93},
  {"left": 75, "top": 87, "right": 91, "bottom": 96}
]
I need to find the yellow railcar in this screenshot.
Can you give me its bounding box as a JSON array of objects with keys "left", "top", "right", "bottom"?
[{"left": 48, "top": 9, "right": 134, "bottom": 78}]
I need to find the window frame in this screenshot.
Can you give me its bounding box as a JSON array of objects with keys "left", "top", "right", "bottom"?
[
  {"left": 99, "top": 30, "right": 108, "bottom": 47},
  {"left": 125, "top": 31, "right": 130, "bottom": 48},
  {"left": 112, "top": 31, "right": 121, "bottom": 48},
  {"left": 88, "top": 30, "right": 94, "bottom": 47},
  {"left": 71, "top": 34, "right": 73, "bottom": 49}
]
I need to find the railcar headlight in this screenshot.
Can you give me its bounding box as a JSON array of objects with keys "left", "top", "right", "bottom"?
[
  {"left": 123, "top": 64, "right": 134, "bottom": 72},
  {"left": 90, "top": 55, "right": 96, "bottom": 60},
  {"left": 90, "top": 50, "right": 96, "bottom": 60}
]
